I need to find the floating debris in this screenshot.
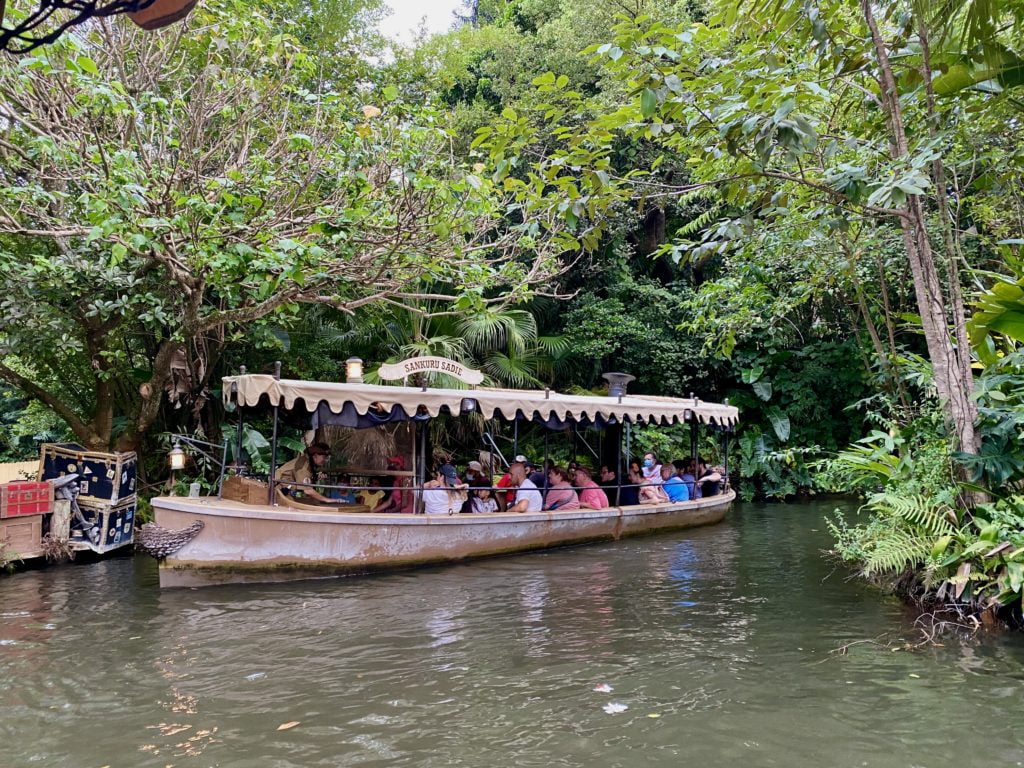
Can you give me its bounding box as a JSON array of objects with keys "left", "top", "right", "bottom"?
[
  {"left": 647, "top": 713, "right": 661, "bottom": 719},
  {"left": 593, "top": 683, "right": 613, "bottom": 693},
  {"left": 277, "top": 721, "right": 301, "bottom": 731},
  {"left": 602, "top": 703, "right": 628, "bottom": 715},
  {"left": 245, "top": 672, "right": 267, "bottom": 681}
]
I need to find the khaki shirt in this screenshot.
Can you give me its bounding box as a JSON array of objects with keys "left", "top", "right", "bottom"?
[{"left": 276, "top": 454, "right": 313, "bottom": 489}]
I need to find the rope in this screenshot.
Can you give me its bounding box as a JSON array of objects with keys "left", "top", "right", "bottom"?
[{"left": 135, "top": 520, "right": 204, "bottom": 559}]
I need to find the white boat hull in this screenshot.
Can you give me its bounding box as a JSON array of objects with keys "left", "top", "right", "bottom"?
[{"left": 152, "top": 490, "right": 735, "bottom": 588}]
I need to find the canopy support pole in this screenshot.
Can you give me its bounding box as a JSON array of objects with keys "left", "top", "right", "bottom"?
[
  {"left": 267, "top": 360, "right": 282, "bottom": 506},
  {"left": 513, "top": 419, "right": 518, "bottom": 458},
  {"left": 411, "top": 421, "right": 417, "bottom": 499},
  {"left": 543, "top": 430, "right": 549, "bottom": 496},
  {"left": 616, "top": 422, "right": 622, "bottom": 506},
  {"left": 690, "top": 417, "right": 698, "bottom": 475},
  {"left": 234, "top": 365, "right": 246, "bottom": 475},
  {"left": 488, "top": 418, "right": 496, "bottom": 478},
  {"left": 417, "top": 420, "right": 428, "bottom": 512},
  {"left": 723, "top": 429, "right": 730, "bottom": 489}
]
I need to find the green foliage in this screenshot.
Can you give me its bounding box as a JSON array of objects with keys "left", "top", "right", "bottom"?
[
  {"left": 0, "top": 0, "right": 567, "bottom": 451},
  {"left": 558, "top": 276, "right": 713, "bottom": 396},
  {"left": 0, "top": 386, "right": 71, "bottom": 461},
  {"left": 959, "top": 349, "right": 1024, "bottom": 487},
  {"left": 735, "top": 427, "right": 819, "bottom": 501}
]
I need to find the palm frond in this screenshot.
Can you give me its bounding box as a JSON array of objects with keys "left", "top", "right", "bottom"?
[
  {"left": 456, "top": 309, "right": 537, "bottom": 356},
  {"left": 483, "top": 352, "right": 543, "bottom": 389}
]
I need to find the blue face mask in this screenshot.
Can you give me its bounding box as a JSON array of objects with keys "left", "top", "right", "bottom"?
[{"left": 643, "top": 458, "right": 653, "bottom": 468}]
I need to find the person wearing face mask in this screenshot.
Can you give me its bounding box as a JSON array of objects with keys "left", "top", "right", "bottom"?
[
  {"left": 642, "top": 452, "right": 663, "bottom": 485},
  {"left": 464, "top": 460, "right": 485, "bottom": 484}
]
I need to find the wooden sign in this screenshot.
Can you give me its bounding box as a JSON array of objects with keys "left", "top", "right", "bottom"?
[{"left": 378, "top": 357, "right": 484, "bottom": 386}]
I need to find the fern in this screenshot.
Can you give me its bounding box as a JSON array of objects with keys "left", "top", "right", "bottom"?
[
  {"left": 867, "top": 493, "right": 957, "bottom": 537},
  {"left": 862, "top": 528, "right": 934, "bottom": 575}
]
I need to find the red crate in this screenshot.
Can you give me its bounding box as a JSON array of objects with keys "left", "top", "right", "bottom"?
[{"left": 0, "top": 481, "right": 53, "bottom": 518}]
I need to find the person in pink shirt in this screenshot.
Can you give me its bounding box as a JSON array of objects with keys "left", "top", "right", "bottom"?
[
  {"left": 543, "top": 466, "right": 580, "bottom": 511},
  {"left": 374, "top": 455, "right": 415, "bottom": 514},
  {"left": 574, "top": 466, "right": 609, "bottom": 509}
]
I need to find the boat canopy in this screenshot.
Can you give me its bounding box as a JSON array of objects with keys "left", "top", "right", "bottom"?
[{"left": 224, "top": 374, "right": 739, "bottom": 429}]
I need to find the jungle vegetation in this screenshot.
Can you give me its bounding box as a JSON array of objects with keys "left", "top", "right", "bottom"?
[{"left": 2, "top": 0, "right": 1024, "bottom": 621}]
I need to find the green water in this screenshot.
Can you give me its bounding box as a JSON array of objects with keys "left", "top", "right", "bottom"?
[{"left": 2, "top": 500, "right": 1024, "bottom": 767}]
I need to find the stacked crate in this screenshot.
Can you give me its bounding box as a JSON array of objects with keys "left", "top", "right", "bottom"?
[
  {"left": 0, "top": 481, "right": 53, "bottom": 559},
  {"left": 39, "top": 443, "right": 138, "bottom": 554}
]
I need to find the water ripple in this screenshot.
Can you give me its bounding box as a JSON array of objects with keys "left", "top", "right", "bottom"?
[{"left": 3, "top": 503, "right": 1024, "bottom": 767}]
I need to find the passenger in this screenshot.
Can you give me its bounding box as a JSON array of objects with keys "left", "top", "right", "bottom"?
[
  {"left": 661, "top": 464, "right": 690, "bottom": 502},
  {"left": 470, "top": 482, "right": 500, "bottom": 514},
  {"left": 358, "top": 477, "right": 386, "bottom": 510},
  {"left": 507, "top": 462, "right": 543, "bottom": 514},
  {"left": 544, "top": 466, "right": 580, "bottom": 511},
  {"left": 422, "top": 465, "right": 469, "bottom": 515},
  {"left": 680, "top": 459, "right": 699, "bottom": 499},
  {"left": 642, "top": 452, "right": 663, "bottom": 484},
  {"left": 567, "top": 460, "right": 579, "bottom": 483},
  {"left": 620, "top": 466, "right": 642, "bottom": 506},
  {"left": 527, "top": 460, "right": 548, "bottom": 490},
  {"left": 494, "top": 469, "right": 515, "bottom": 511},
  {"left": 464, "top": 460, "right": 486, "bottom": 484},
  {"left": 575, "top": 466, "right": 609, "bottom": 509},
  {"left": 635, "top": 466, "right": 667, "bottom": 504},
  {"left": 373, "top": 456, "right": 414, "bottom": 514},
  {"left": 275, "top": 442, "right": 333, "bottom": 503},
  {"left": 628, "top": 459, "right": 642, "bottom": 479},
  {"left": 328, "top": 474, "right": 359, "bottom": 505},
  {"left": 598, "top": 464, "right": 620, "bottom": 505},
  {"left": 698, "top": 458, "right": 723, "bottom": 498},
  {"left": 672, "top": 459, "right": 687, "bottom": 477}
]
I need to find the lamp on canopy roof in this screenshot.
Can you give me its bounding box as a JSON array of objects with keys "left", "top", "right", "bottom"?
[
  {"left": 602, "top": 372, "right": 635, "bottom": 398},
  {"left": 345, "top": 357, "right": 364, "bottom": 384}
]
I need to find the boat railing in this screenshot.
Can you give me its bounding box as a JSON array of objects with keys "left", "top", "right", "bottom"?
[{"left": 241, "top": 476, "right": 728, "bottom": 505}]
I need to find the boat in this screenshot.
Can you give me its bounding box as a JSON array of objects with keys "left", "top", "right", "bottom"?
[{"left": 151, "top": 362, "right": 739, "bottom": 588}]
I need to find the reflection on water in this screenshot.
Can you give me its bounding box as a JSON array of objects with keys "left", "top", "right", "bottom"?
[{"left": 3, "top": 502, "right": 1024, "bottom": 767}]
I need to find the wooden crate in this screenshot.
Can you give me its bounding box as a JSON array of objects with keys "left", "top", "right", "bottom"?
[
  {"left": 70, "top": 498, "right": 136, "bottom": 554},
  {"left": 39, "top": 443, "right": 137, "bottom": 506},
  {"left": 0, "top": 514, "right": 43, "bottom": 559},
  {"left": 0, "top": 481, "right": 53, "bottom": 518},
  {"left": 221, "top": 474, "right": 269, "bottom": 505}
]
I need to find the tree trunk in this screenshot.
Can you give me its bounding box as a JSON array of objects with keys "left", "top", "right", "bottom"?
[
  {"left": 124, "top": 339, "right": 180, "bottom": 449},
  {"left": 0, "top": 361, "right": 107, "bottom": 449},
  {"left": 861, "top": 0, "right": 981, "bottom": 454}
]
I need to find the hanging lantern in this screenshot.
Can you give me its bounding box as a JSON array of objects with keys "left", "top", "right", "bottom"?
[{"left": 168, "top": 440, "right": 186, "bottom": 471}]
